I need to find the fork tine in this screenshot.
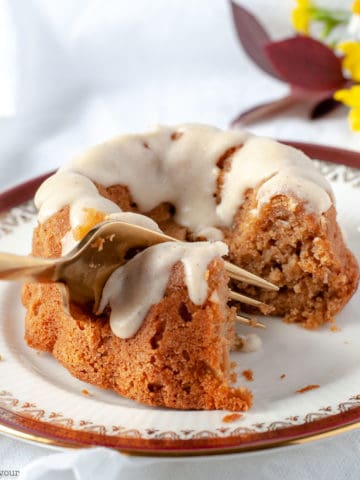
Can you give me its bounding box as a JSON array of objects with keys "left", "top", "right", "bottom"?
[
  {"left": 224, "top": 261, "right": 279, "bottom": 291},
  {"left": 229, "top": 290, "right": 268, "bottom": 309},
  {"left": 99, "top": 220, "right": 278, "bottom": 292},
  {"left": 235, "top": 314, "right": 266, "bottom": 329}
]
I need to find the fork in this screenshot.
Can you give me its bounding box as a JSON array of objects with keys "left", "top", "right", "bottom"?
[{"left": 0, "top": 220, "right": 278, "bottom": 329}]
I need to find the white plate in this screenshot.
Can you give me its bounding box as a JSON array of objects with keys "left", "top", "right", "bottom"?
[{"left": 0, "top": 144, "right": 359, "bottom": 455}]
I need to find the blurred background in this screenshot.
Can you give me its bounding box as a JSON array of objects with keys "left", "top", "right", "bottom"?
[{"left": 0, "top": 0, "right": 357, "bottom": 191}]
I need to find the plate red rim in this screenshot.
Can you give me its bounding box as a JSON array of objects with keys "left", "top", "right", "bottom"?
[{"left": 0, "top": 141, "right": 360, "bottom": 456}]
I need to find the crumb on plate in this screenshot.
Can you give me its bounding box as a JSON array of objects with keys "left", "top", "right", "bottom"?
[
  {"left": 242, "top": 369, "right": 254, "bottom": 382},
  {"left": 222, "top": 413, "right": 242, "bottom": 423},
  {"left": 330, "top": 324, "right": 341, "bottom": 332},
  {"left": 81, "top": 389, "right": 92, "bottom": 396},
  {"left": 295, "top": 384, "right": 320, "bottom": 394},
  {"left": 234, "top": 336, "right": 244, "bottom": 351},
  {"left": 280, "top": 373, "right": 286, "bottom": 379}
]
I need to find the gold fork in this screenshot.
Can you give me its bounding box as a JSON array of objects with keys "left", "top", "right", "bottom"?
[{"left": 0, "top": 220, "right": 278, "bottom": 329}]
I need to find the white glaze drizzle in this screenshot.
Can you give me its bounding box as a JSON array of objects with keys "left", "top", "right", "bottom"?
[
  {"left": 98, "top": 241, "right": 228, "bottom": 339},
  {"left": 238, "top": 333, "right": 263, "bottom": 353},
  {"left": 57, "top": 124, "right": 250, "bottom": 234},
  {"left": 256, "top": 170, "right": 331, "bottom": 213},
  {"left": 196, "top": 227, "right": 224, "bottom": 241},
  {"left": 35, "top": 125, "right": 333, "bottom": 238},
  {"left": 216, "top": 136, "right": 332, "bottom": 222}
]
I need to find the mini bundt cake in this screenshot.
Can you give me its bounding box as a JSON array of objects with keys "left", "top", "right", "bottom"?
[{"left": 22, "top": 123, "right": 359, "bottom": 411}]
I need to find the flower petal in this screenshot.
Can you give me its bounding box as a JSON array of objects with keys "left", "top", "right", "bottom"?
[
  {"left": 353, "top": 0, "right": 360, "bottom": 15},
  {"left": 338, "top": 41, "right": 360, "bottom": 81},
  {"left": 292, "top": 0, "right": 312, "bottom": 34},
  {"left": 349, "top": 107, "right": 360, "bottom": 130},
  {"left": 334, "top": 86, "right": 360, "bottom": 108}
]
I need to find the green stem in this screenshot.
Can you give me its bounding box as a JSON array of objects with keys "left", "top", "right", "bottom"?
[
  {"left": 312, "top": 8, "right": 350, "bottom": 23},
  {"left": 307, "top": 6, "right": 351, "bottom": 39}
]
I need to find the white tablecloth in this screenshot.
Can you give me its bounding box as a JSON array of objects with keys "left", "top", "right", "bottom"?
[
  {"left": 3, "top": 432, "right": 360, "bottom": 479},
  {"left": 0, "top": 0, "right": 359, "bottom": 478}
]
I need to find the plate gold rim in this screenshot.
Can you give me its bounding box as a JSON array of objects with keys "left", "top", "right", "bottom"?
[{"left": 0, "top": 414, "right": 360, "bottom": 456}]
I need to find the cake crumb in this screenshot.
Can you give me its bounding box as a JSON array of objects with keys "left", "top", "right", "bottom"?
[
  {"left": 296, "top": 384, "right": 320, "bottom": 394},
  {"left": 330, "top": 324, "right": 341, "bottom": 333},
  {"left": 222, "top": 413, "right": 242, "bottom": 423},
  {"left": 230, "top": 372, "right": 237, "bottom": 383},
  {"left": 242, "top": 369, "right": 254, "bottom": 382},
  {"left": 0, "top": 354, "right": 2, "bottom": 361},
  {"left": 280, "top": 373, "right": 286, "bottom": 379},
  {"left": 234, "top": 335, "right": 244, "bottom": 351},
  {"left": 81, "top": 389, "right": 92, "bottom": 396},
  {"left": 171, "top": 131, "right": 184, "bottom": 141}
]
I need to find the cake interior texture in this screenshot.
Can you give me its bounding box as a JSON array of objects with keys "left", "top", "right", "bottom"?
[
  {"left": 22, "top": 124, "right": 359, "bottom": 411},
  {"left": 226, "top": 188, "right": 358, "bottom": 329}
]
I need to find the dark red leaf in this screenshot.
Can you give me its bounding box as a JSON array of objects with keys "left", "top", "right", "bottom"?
[
  {"left": 230, "top": 94, "right": 299, "bottom": 127},
  {"left": 265, "top": 36, "right": 345, "bottom": 91},
  {"left": 310, "top": 97, "right": 342, "bottom": 119},
  {"left": 290, "top": 85, "right": 337, "bottom": 101},
  {"left": 230, "top": 91, "right": 343, "bottom": 127},
  {"left": 229, "top": 1, "right": 283, "bottom": 80}
]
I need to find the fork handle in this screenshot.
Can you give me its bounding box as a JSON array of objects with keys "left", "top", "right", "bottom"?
[{"left": 0, "top": 252, "right": 56, "bottom": 282}]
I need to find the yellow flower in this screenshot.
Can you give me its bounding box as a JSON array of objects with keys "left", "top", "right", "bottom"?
[
  {"left": 338, "top": 41, "right": 360, "bottom": 82},
  {"left": 349, "top": 108, "right": 360, "bottom": 130},
  {"left": 334, "top": 85, "right": 360, "bottom": 108},
  {"left": 353, "top": 0, "right": 360, "bottom": 14},
  {"left": 334, "top": 85, "right": 360, "bottom": 131},
  {"left": 292, "top": 0, "right": 313, "bottom": 34}
]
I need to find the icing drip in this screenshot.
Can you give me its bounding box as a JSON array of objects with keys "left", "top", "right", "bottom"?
[
  {"left": 216, "top": 136, "right": 332, "bottom": 222},
  {"left": 196, "top": 227, "right": 224, "bottom": 241},
  {"left": 98, "top": 241, "right": 228, "bottom": 339},
  {"left": 238, "top": 334, "right": 263, "bottom": 353},
  {"left": 256, "top": 171, "right": 332, "bottom": 213}
]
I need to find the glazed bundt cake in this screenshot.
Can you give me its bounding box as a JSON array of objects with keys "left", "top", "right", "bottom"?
[{"left": 22, "top": 124, "right": 359, "bottom": 411}]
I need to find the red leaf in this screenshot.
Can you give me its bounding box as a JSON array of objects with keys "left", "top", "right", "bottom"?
[
  {"left": 230, "top": 94, "right": 299, "bottom": 127},
  {"left": 229, "top": 1, "right": 282, "bottom": 80},
  {"left": 265, "top": 36, "right": 345, "bottom": 91}
]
